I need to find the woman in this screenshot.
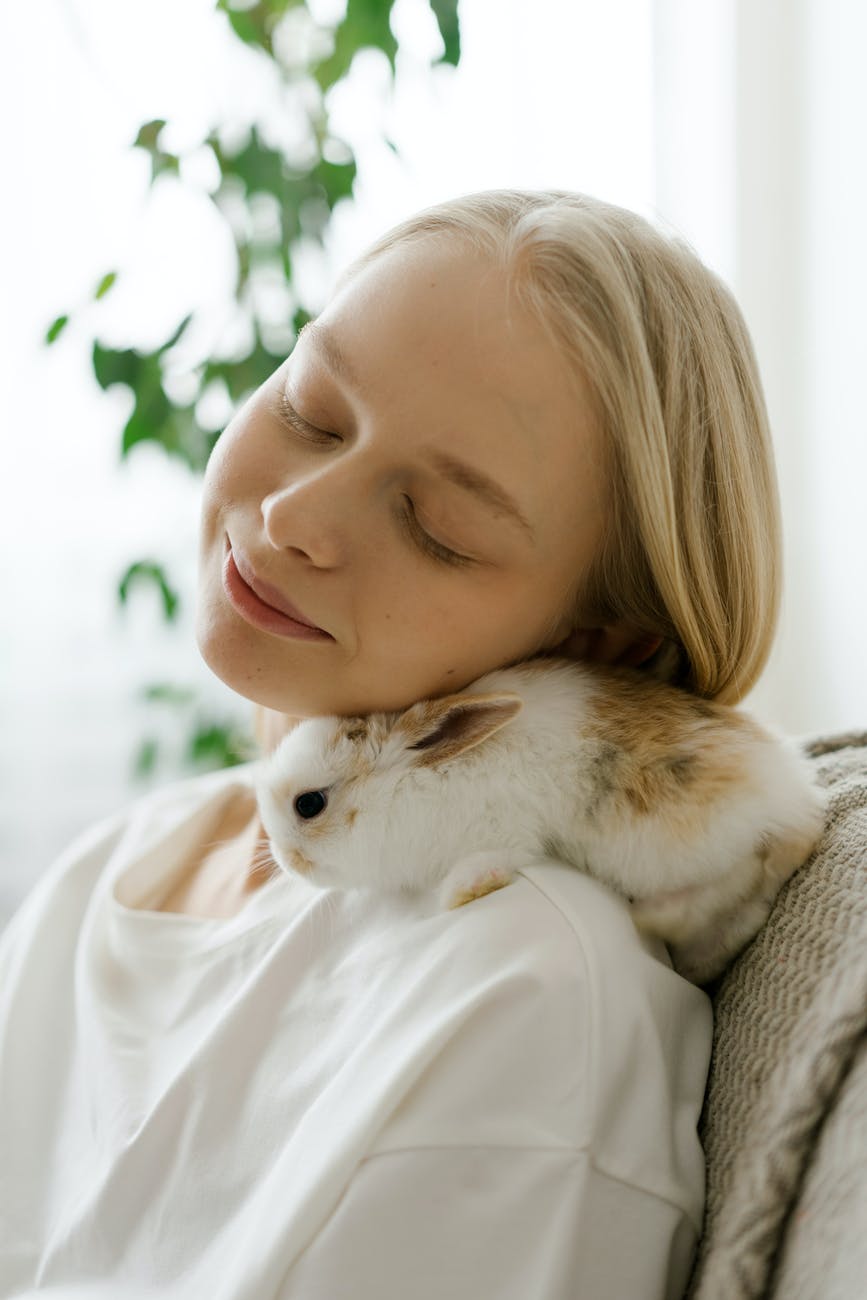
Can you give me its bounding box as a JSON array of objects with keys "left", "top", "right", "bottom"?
[{"left": 0, "top": 189, "right": 780, "bottom": 1298}]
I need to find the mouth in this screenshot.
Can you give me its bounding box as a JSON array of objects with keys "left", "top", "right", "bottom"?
[{"left": 222, "top": 538, "right": 334, "bottom": 641}]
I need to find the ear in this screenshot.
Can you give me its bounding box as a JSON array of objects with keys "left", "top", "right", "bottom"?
[{"left": 396, "top": 692, "right": 523, "bottom": 768}]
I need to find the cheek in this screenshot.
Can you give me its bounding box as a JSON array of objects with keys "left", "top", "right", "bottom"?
[
  {"left": 383, "top": 591, "right": 516, "bottom": 685},
  {"left": 204, "top": 420, "right": 275, "bottom": 509},
  {"left": 373, "top": 582, "right": 469, "bottom": 643},
  {"left": 203, "top": 428, "right": 241, "bottom": 506}
]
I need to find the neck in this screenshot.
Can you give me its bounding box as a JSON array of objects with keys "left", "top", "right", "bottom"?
[{"left": 256, "top": 707, "right": 305, "bottom": 756}]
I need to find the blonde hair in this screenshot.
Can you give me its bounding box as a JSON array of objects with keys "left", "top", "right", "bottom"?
[{"left": 332, "top": 188, "right": 782, "bottom": 705}]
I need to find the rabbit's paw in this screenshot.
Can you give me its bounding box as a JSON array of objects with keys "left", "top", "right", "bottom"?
[{"left": 438, "top": 851, "right": 520, "bottom": 911}]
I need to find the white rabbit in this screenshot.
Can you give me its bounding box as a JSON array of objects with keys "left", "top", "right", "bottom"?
[{"left": 254, "top": 655, "right": 826, "bottom": 984}]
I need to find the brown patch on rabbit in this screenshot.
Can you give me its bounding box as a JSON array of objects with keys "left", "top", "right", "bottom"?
[
  {"left": 587, "top": 664, "right": 752, "bottom": 736},
  {"left": 287, "top": 847, "right": 316, "bottom": 875},
  {"left": 319, "top": 717, "right": 380, "bottom": 782},
  {"left": 581, "top": 666, "right": 764, "bottom": 820},
  {"left": 340, "top": 722, "right": 370, "bottom": 744}
]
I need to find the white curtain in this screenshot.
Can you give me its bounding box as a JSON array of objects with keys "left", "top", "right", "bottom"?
[{"left": 652, "top": 0, "right": 867, "bottom": 736}]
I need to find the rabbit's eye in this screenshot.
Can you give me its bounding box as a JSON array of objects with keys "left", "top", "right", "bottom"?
[{"left": 294, "top": 790, "right": 328, "bottom": 820}]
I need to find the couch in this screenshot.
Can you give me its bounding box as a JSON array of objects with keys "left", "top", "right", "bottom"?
[{"left": 684, "top": 731, "right": 867, "bottom": 1299}]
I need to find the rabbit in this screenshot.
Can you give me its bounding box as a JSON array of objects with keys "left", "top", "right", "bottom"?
[{"left": 253, "top": 654, "right": 827, "bottom": 984}]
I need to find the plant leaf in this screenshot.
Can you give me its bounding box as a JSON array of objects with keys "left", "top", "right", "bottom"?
[
  {"left": 312, "top": 0, "right": 400, "bottom": 93},
  {"left": 132, "top": 117, "right": 180, "bottom": 183},
  {"left": 187, "top": 721, "right": 253, "bottom": 768},
  {"left": 133, "top": 737, "right": 159, "bottom": 778},
  {"left": 310, "top": 154, "right": 357, "bottom": 213},
  {"left": 215, "top": 0, "right": 302, "bottom": 56},
  {"left": 157, "top": 312, "right": 193, "bottom": 356},
  {"left": 94, "top": 271, "right": 118, "bottom": 300},
  {"left": 201, "top": 328, "right": 288, "bottom": 405},
  {"left": 428, "top": 0, "right": 461, "bottom": 65},
  {"left": 92, "top": 341, "right": 140, "bottom": 390},
  {"left": 140, "top": 682, "right": 197, "bottom": 705},
  {"left": 222, "top": 125, "right": 287, "bottom": 197},
  {"left": 117, "top": 560, "right": 180, "bottom": 622},
  {"left": 94, "top": 324, "right": 213, "bottom": 471},
  {"left": 44, "top": 314, "right": 69, "bottom": 344}
]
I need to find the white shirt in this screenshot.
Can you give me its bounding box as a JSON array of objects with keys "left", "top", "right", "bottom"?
[{"left": 0, "top": 762, "right": 712, "bottom": 1299}]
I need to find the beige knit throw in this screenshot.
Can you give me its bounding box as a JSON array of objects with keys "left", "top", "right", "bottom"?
[{"left": 685, "top": 732, "right": 867, "bottom": 1300}]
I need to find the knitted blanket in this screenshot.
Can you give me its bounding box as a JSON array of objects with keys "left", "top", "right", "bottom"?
[{"left": 685, "top": 732, "right": 867, "bottom": 1300}]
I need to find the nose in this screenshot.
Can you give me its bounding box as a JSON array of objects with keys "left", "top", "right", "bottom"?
[{"left": 261, "top": 456, "right": 372, "bottom": 565}]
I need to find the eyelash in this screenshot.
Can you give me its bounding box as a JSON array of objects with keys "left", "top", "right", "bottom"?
[{"left": 276, "top": 392, "right": 474, "bottom": 569}]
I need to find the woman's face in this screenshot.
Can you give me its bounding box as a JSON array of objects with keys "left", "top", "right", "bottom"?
[{"left": 197, "top": 235, "right": 608, "bottom": 720}]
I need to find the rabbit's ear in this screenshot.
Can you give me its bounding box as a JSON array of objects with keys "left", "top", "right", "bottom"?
[{"left": 397, "top": 692, "right": 523, "bottom": 767}]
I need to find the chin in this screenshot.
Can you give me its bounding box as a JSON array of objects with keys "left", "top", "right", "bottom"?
[
  {"left": 193, "top": 617, "right": 317, "bottom": 716},
  {"left": 194, "top": 606, "right": 266, "bottom": 705}
]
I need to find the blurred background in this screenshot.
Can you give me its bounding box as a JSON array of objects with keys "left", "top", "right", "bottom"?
[{"left": 2, "top": 0, "right": 865, "bottom": 923}]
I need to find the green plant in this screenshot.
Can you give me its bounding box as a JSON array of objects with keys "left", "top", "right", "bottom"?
[{"left": 44, "top": 0, "right": 462, "bottom": 779}]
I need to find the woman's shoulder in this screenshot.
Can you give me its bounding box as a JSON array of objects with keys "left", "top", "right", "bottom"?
[
  {"left": 507, "top": 860, "right": 713, "bottom": 1099},
  {"left": 387, "top": 856, "right": 711, "bottom": 1054},
  {"left": 364, "top": 860, "right": 711, "bottom": 1228},
  {"left": 508, "top": 861, "right": 711, "bottom": 1224},
  {"left": 440, "top": 856, "right": 698, "bottom": 1012}
]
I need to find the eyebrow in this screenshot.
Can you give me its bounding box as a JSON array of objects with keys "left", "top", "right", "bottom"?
[
  {"left": 295, "top": 320, "right": 536, "bottom": 541},
  {"left": 299, "top": 320, "right": 366, "bottom": 395},
  {"left": 424, "top": 450, "right": 535, "bottom": 540}
]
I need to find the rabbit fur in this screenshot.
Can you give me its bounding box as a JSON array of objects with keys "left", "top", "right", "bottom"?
[{"left": 254, "top": 655, "right": 826, "bottom": 984}]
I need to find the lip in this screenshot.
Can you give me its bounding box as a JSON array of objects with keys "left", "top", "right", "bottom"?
[{"left": 222, "top": 541, "right": 334, "bottom": 641}]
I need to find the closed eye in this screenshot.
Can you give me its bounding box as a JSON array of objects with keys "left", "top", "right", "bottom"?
[
  {"left": 398, "top": 498, "right": 473, "bottom": 567},
  {"left": 276, "top": 390, "right": 475, "bottom": 568},
  {"left": 277, "top": 389, "right": 337, "bottom": 443}
]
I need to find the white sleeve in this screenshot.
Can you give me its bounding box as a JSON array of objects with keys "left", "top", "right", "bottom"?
[{"left": 281, "top": 1144, "right": 697, "bottom": 1300}]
